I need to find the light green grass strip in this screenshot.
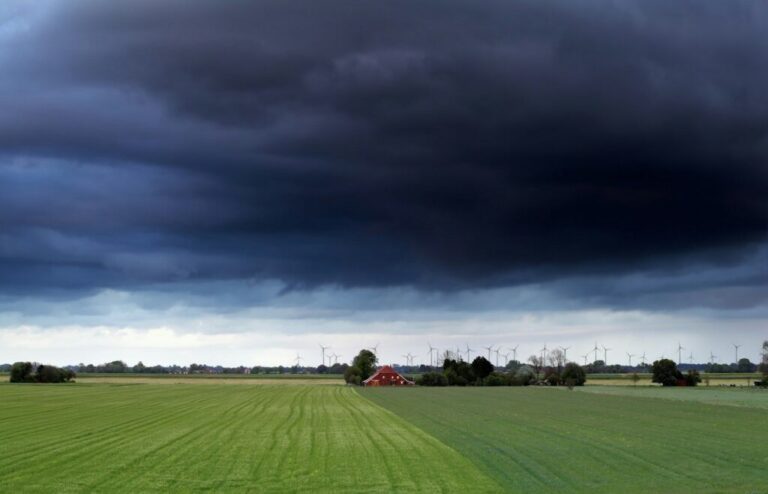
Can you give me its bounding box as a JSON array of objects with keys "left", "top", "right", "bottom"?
[{"left": 0, "top": 384, "right": 497, "bottom": 493}]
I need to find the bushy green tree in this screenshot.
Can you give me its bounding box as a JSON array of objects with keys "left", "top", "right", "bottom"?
[
  {"left": 343, "top": 366, "right": 362, "bottom": 385},
  {"left": 561, "top": 362, "right": 586, "bottom": 386},
  {"left": 443, "top": 359, "right": 473, "bottom": 385},
  {"left": 10, "top": 362, "right": 74, "bottom": 383},
  {"left": 471, "top": 356, "right": 494, "bottom": 380},
  {"left": 10, "top": 362, "right": 33, "bottom": 383},
  {"left": 417, "top": 372, "right": 447, "bottom": 386},
  {"left": 514, "top": 365, "right": 536, "bottom": 385},
  {"left": 651, "top": 359, "right": 683, "bottom": 387},
  {"left": 344, "top": 349, "right": 378, "bottom": 385},
  {"left": 684, "top": 369, "right": 701, "bottom": 387}
]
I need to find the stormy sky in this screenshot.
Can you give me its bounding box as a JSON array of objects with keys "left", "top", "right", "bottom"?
[{"left": 1, "top": 0, "right": 766, "bottom": 366}]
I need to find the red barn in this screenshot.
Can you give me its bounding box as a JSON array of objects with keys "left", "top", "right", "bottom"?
[{"left": 363, "top": 365, "right": 415, "bottom": 386}]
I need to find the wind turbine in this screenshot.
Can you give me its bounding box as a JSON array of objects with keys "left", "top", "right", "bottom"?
[
  {"left": 456, "top": 346, "right": 463, "bottom": 362},
  {"left": 370, "top": 343, "right": 380, "bottom": 357},
  {"left": 294, "top": 354, "right": 302, "bottom": 367},
  {"left": 427, "top": 343, "right": 437, "bottom": 367},
  {"left": 602, "top": 345, "right": 611, "bottom": 365},
  {"left": 502, "top": 352, "right": 510, "bottom": 366},
  {"left": 627, "top": 353, "right": 635, "bottom": 366},
  {"left": 560, "top": 346, "right": 571, "bottom": 362},
  {"left": 483, "top": 345, "right": 493, "bottom": 361},
  {"left": 494, "top": 347, "right": 501, "bottom": 367},
  {"left": 540, "top": 344, "right": 548, "bottom": 364},
  {"left": 733, "top": 343, "right": 741, "bottom": 364},
  {"left": 689, "top": 352, "right": 694, "bottom": 364},
  {"left": 509, "top": 345, "right": 519, "bottom": 363},
  {"left": 593, "top": 342, "right": 600, "bottom": 363},
  {"left": 465, "top": 344, "right": 474, "bottom": 362},
  {"left": 319, "top": 344, "right": 329, "bottom": 367},
  {"left": 332, "top": 353, "right": 340, "bottom": 365},
  {"left": 677, "top": 342, "right": 684, "bottom": 365},
  {"left": 582, "top": 354, "right": 589, "bottom": 366},
  {"left": 710, "top": 351, "right": 717, "bottom": 364}
]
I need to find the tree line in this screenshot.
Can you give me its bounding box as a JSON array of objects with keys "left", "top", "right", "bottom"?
[{"left": 9, "top": 362, "right": 75, "bottom": 383}]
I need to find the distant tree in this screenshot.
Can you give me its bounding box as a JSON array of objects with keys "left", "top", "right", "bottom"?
[
  {"left": 343, "top": 366, "right": 362, "bottom": 385},
  {"left": 684, "top": 370, "right": 701, "bottom": 387},
  {"left": 471, "top": 356, "right": 494, "bottom": 380},
  {"left": 505, "top": 360, "right": 522, "bottom": 372},
  {"left": 10, "top": 362, "right": 33, "bottom": 383},
  {"left": 352, "top": 349, "right": 377, "bottom": 380},
  {"left": 736, "top": 358, "right": 756, "bottom": 373},
  {"left": 547, "top": 349, "right": 566, "bottom": 372},
  {"left": 344, "top": 349, "right": 378, "bottom": 385},
  {"left": 527, "top": 355, "right": 543, "bottom": 376},
  {"left": 514, "top": 365, "right": 536, "bottom": 386},
  {"left": 651, "top": 359, "right": 683, "bottom": 387},
  {"left": 133, "top": 361, "right": 146, "bottom": 373},
  {"left": 761, "top": 341, "right": 768, "bottom": 383},
  {"left": 316, "top": 364, "right": 328, "bottom": 374},
  {"left": 631, "top": 372, "right": 640, "bottom": 386},
  {"left": 561, "top": 363, "right": 586, "bottom": 386},
  {"left": 417, "top": 372, "right": 448, "bottom": 386},
  {"left": 544, "top": 369, "right": 560, "bottom": 386},
  {"left": 10, "top": 362, "right": 74, "bottom": 383},
  {"left": 484, "top": 373, "right": 506, "bottom": 386}
]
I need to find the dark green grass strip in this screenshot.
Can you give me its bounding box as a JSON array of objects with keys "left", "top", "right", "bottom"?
[{"left": 360, "top": 387, "right": 768, "bottom": 494}]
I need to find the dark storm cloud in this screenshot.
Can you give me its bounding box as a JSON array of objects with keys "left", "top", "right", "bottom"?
[{"left": 1, "top": 0, "right": 767, "bottom": 299}]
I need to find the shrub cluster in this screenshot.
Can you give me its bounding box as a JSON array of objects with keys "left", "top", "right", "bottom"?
[
  {"left": 344, "top": 349, "right": 377, "bottom": 385},
  {"left": 651, "top": 359, "right": 700, "bottom": 387},
  {"left": 415, "top": 357, "right": 586, "bottom": 387},
  {"left": 10, "top": 362, "right": 75, "bottom": 383}
]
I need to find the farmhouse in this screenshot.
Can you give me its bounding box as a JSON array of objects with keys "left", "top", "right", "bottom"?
[{"left": 363, "top": 365, "right": 415, "bottom": 386}]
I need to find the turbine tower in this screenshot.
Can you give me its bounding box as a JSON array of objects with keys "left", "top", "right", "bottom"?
[
  {"left": 465, "top": 344, "right": 474, "bottom": 362},
  {"left": 677, "top": 342, "right": 684, "bottom": 365},
  {"left": 295, "top": 354, "right": 302, "bottom": 367},
  {"left": 593, "top": 342, "right": 600, "bottom": 363},
  {"left": 559, "top": 346, "right": 571, "bottom": 362},
  {"left": 510, "top": 345, "right": 519, "bottom": 363},
  {"left": 540, "top": 344, "right": 548, "bottom": 364},
  {"left": 689, "top": 352, "right": 694, "bottom": 364},
  {"left": 484, "top": 345, "right": 493, "bottom": 361},
  {"left": 494, "top": 347, "right": 501, "bottom": 367},
  {"left": 427, "top": 343, "right": 437, "bottom": 367},
  {"left": 319, "top": 344, "right": 329, "bottom": 367},
  {"left": 582, "top": 354, "right": 589, "bottom": 366},
  {"left": 640, "top": 352, "right": 647, "bottom": 366},
  {"left": 733, "top": 343, "right": 741, "bottom": 364},
  {"left": 627, "top": 353, "right": 635, "bottom": 366},
  {"left": 370, "top": 343, "right": 380, "bottom": 357},
  {"left": 710, "top": 351, "right": 717, "bottom": 364},
  {"left": 602, "top": 345, "right": 611, "bottom": 365}
]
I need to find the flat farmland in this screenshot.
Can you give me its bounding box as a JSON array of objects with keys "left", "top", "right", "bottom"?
[
  {"left": 0, "top": 384, "right": 497, "bottom": 492},
  {"left": 362, "top": 386, "right": 768, "bottom": 493}
]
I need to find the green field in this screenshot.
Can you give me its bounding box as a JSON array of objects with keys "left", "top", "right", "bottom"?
[
  {"left": 0, "top": 384, "right": 496, "bottom": 492},
  {"left": 362, "top": 387, "right": 768, "bottom": 493},
  {"left": 3, "top": 382, "right": 768, "bottom": 493}
]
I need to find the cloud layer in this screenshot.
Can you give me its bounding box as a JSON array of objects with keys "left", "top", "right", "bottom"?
[{"left": 1, "top": 0, "right": 766, "bottom": 311}]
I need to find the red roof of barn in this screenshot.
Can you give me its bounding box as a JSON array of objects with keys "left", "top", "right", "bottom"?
[{"left": 362, "top": 365, "right": 415, "bottom": 385}]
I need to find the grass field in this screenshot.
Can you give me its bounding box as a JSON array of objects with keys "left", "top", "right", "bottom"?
[
  {"left": 362, "top": 386, "right": 768, "bottom": 493},
  {"left": 3, "top": 382, "right": 768, "bottom": 493},
  {"left": 0, "top": 384, "right": 497, "bottom": 492}
]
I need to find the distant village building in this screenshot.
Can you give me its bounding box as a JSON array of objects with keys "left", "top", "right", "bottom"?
[{"left": 363, "top": 365, "right": 415, "bottom": 386}]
